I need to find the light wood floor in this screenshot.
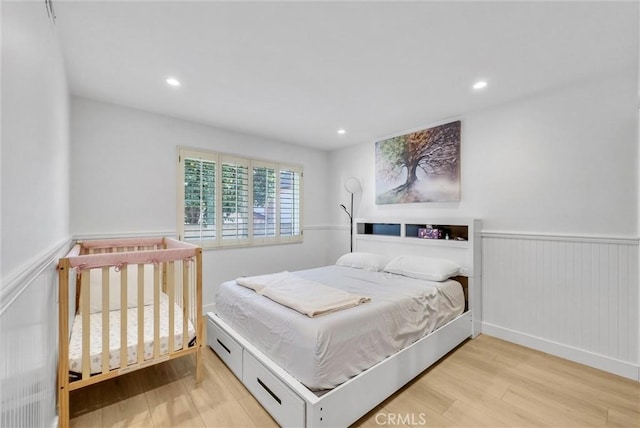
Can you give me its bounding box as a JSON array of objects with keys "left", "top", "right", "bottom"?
[{"left": 69, "top": 334, "right": 639, "bottom": 427}]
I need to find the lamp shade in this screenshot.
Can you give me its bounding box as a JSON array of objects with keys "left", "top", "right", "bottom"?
[{"left": 344, "top": 177, "right": 362, "bottom": 194}]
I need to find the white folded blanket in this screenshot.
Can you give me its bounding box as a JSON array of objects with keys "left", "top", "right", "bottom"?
[
  {"left": 236, "top": 272, "right": 370, "bottom": 317},
  {"left": 236, "top": 271, "right": 292, "bottom": 292}
]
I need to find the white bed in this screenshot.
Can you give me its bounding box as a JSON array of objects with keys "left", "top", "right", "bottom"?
[
  {"left": 215, "top": 265, "right": 464, "bottom": 391},
  {"left": 207, "top": 217, "right": 481, "bottom": 427},
  {"left": 68, "top": 293, "right": 196, "bottom": 377}
]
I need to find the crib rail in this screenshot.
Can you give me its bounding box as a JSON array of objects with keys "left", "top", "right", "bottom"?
[{"left": 57, "top": 238, "right": 202, "bottom": 428}]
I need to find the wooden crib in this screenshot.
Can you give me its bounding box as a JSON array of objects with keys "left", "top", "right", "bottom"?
[{"left": 57, "top": 237, "right": 202, "bottom": 428}]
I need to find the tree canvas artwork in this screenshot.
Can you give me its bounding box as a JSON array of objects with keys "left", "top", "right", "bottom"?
[{"left": 375, "top": 121, "right": 461, "bottom": 204}]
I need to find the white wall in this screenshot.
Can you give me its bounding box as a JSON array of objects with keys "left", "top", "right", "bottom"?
[
  {"left": 465, "top": 73, "right": 638, "bottom": 235},
  {"left": 1, "top": 1, "right": 70, "bottom": 282},
  {"left": 329, "top": 71, "right": 638, "bottom": 236},
  {"left": 1, "top": 1, "right": 70, "bottom": 426},
  {"left": 70, "top": 97, "right": 331, "bottom": 309},
  {"left": 328, "top": 70, "right": 640, "bottom": 377}
]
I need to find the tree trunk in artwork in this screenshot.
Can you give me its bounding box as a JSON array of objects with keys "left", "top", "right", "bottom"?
[{"left": 394, "top": 161, "right": 419, "bottom": 193}]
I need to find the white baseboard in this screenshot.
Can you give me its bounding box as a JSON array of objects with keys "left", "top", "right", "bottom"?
[
  {"left": 203, "top": 303, "right": 216, "bottom": 314},
  {"left": 482, "top": 322, "right": 640, "bottom": 382}
]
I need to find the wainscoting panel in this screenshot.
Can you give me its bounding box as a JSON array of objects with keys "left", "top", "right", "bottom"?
[
  {"left": 0, "top": 240, "right": 71, "bottom": 427},
  {"left": 482, "top": 232, "right": 639, "bottom": 379}
]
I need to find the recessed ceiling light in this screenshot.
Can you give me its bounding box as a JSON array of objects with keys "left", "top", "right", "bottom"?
[
  {"left": 337, "top": 129, "right": 346, "bottom": 135},
  {"left": 166, "top": 77, "right": 181, "bottom": 87},
  {"left": 473, "top": 81, "right": 487, "bottom": 90}
]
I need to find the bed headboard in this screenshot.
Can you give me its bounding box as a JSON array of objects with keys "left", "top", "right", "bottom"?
[
  {"left": 353, "top": 218, "right": 481, "bottom": 277},
  {"left": 353, "top": 217, "right": 482, "bottom": 336}
]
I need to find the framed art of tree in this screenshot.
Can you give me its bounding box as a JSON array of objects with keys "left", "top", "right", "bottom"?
[{"left": 375, "top": 121, "right": 460, "bottom": 204}]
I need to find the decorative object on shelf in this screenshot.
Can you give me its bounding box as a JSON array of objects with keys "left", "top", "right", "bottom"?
[
  {"left": 375, "top": 121, "right": 461, "bottom": 204},
  {"left": 340, "top": 177, "right": 362, "bottom": 252},
  {"left": 419, "top": 226, "right": 443, "bottom": 239}
]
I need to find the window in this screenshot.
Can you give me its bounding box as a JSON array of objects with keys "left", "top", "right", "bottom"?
[
  {"left": 279, "top": 168, "right": 302, "bottom": 239},
  {"left": 252, "top": 161, "right": 277, "bottom": 243},
  {"left": 177, "top": 148, "right": 303, "bottom": 248},
  {"left": 221, "top": 156, "right": 250, "bottom": 245},
  {"left": 182, "top": 151, "right": 216, "bottom": 241}
]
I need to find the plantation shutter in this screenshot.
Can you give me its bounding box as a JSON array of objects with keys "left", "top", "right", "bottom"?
[
  {"left": 178, "top": 148, "right": 302, "bottom": 248},
  {"left": 181, "top": 153, "right": 216, "bottom": 243},
  {"left": 252, "top": 162, "right": 277, "bottom": 241},
  {"left": 220, "top": 156, "right": 250, "bottom": 245},
  {"left": 279, "top": 166, "right": 302, "bottom": 241}
]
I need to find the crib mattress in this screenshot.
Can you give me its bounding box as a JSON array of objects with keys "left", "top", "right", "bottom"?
[
  {"left": 215, "top": 265, "right": 464, "bottom": 390},
  {"left": 68, "top": 293, "right": 195, "bottom": 376}
]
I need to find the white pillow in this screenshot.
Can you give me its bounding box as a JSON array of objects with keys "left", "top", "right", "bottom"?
[
  {"left": 336, "top": 252, "right": 390, "bottom": 272},
  {"left": 383, "top": 255, "right": 460, "bottom": 281},
  {"left": 80, "top": 264, "right": 155, "bottom": 314}
]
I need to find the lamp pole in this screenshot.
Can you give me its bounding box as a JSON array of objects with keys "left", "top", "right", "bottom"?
[
  {"left": 341, "top": 177, "right": 361, "bottom": 253},
  {"left": 339, "top": 202, "right": 353, "bottom": 252},
  {"left": 349, "top": 192, "right": 353, "bottom": 252}
]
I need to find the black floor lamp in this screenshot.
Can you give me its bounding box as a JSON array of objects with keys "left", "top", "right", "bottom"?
[{"left": 340, "top": 177, "right": 362, "bottom": 252}]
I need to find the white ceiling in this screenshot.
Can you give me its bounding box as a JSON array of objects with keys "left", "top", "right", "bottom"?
[{"left": 55, "top": 1, "right": 638, "bottom": 151}]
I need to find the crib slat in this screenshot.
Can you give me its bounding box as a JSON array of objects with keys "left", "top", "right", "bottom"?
[
  {"left": 101, "top": 267, "right": 110, "bottom": 374},
  {"left": 120, "top": 265, "right": 128, "bottom": 371},
  {"left": 195, "top": 248, "right": 203, "bottom": 382},
  {"left": 162, "top": 261, "right": 167, "bottom": 294},
  {"left": 182, "top": 259, "right": 189, "bottom": 350},
  {"left": 81, "top": 271, "right": 90, "bottom": 380},
  {"left": 153, "top": 263, "right": 160, "bottom": 359},
  {"left": 58, "top": 259, "right": 71, "bottom": 428},
  {"left": 168, "top": 261, "right": 175, "bottom": 355},
  {"left": 137, "top": 264, "right": 144, "bottom": 364}
]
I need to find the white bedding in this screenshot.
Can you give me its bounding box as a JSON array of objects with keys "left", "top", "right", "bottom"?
[
  {"left": 215, "top": 265, "right": 464, "bottom": 391},
  {"left": 68, "top": 293, "right": 196, "bottom": 376}
]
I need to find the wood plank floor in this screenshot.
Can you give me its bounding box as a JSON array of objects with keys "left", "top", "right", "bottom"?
[{"left": 69, "top": 334, "right": 639, "bottom": 427}]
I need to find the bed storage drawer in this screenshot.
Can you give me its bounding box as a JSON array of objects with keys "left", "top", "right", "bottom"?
[
  {"left": 207, "top": 317, "right": 243, "bottom": 379},
  {"left": 242, "top": 351, "right": 305, "bottom": 428}
]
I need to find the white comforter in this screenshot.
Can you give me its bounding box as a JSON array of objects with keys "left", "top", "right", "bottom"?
[{"left": 215, "top": 265, "right": 464, "bottom": 391}]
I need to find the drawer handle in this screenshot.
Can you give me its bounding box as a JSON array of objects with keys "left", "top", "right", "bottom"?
[
  {"left": 257, "top": 377, "right": 281, "bottom": 405},
  {"left": 216, "top": 338, "right": 231, "bottom": 354}
]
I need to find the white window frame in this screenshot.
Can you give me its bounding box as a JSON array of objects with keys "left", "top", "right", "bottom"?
[{"left": 177, "top": 147, "right": 303, "bottom": 249}]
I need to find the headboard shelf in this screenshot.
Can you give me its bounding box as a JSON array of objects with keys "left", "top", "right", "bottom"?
[
  {"left": 354, "top": 217, "right": 481, "bottom": 275},
  {"left": 404, "top": 223, "right": 468, "bottom": 241},
  {"left": 356, "top": 218, "right": 474, "bottom": 239},
  {"left": 356, "top": 222, "right": 400, "bottom": 236}
]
